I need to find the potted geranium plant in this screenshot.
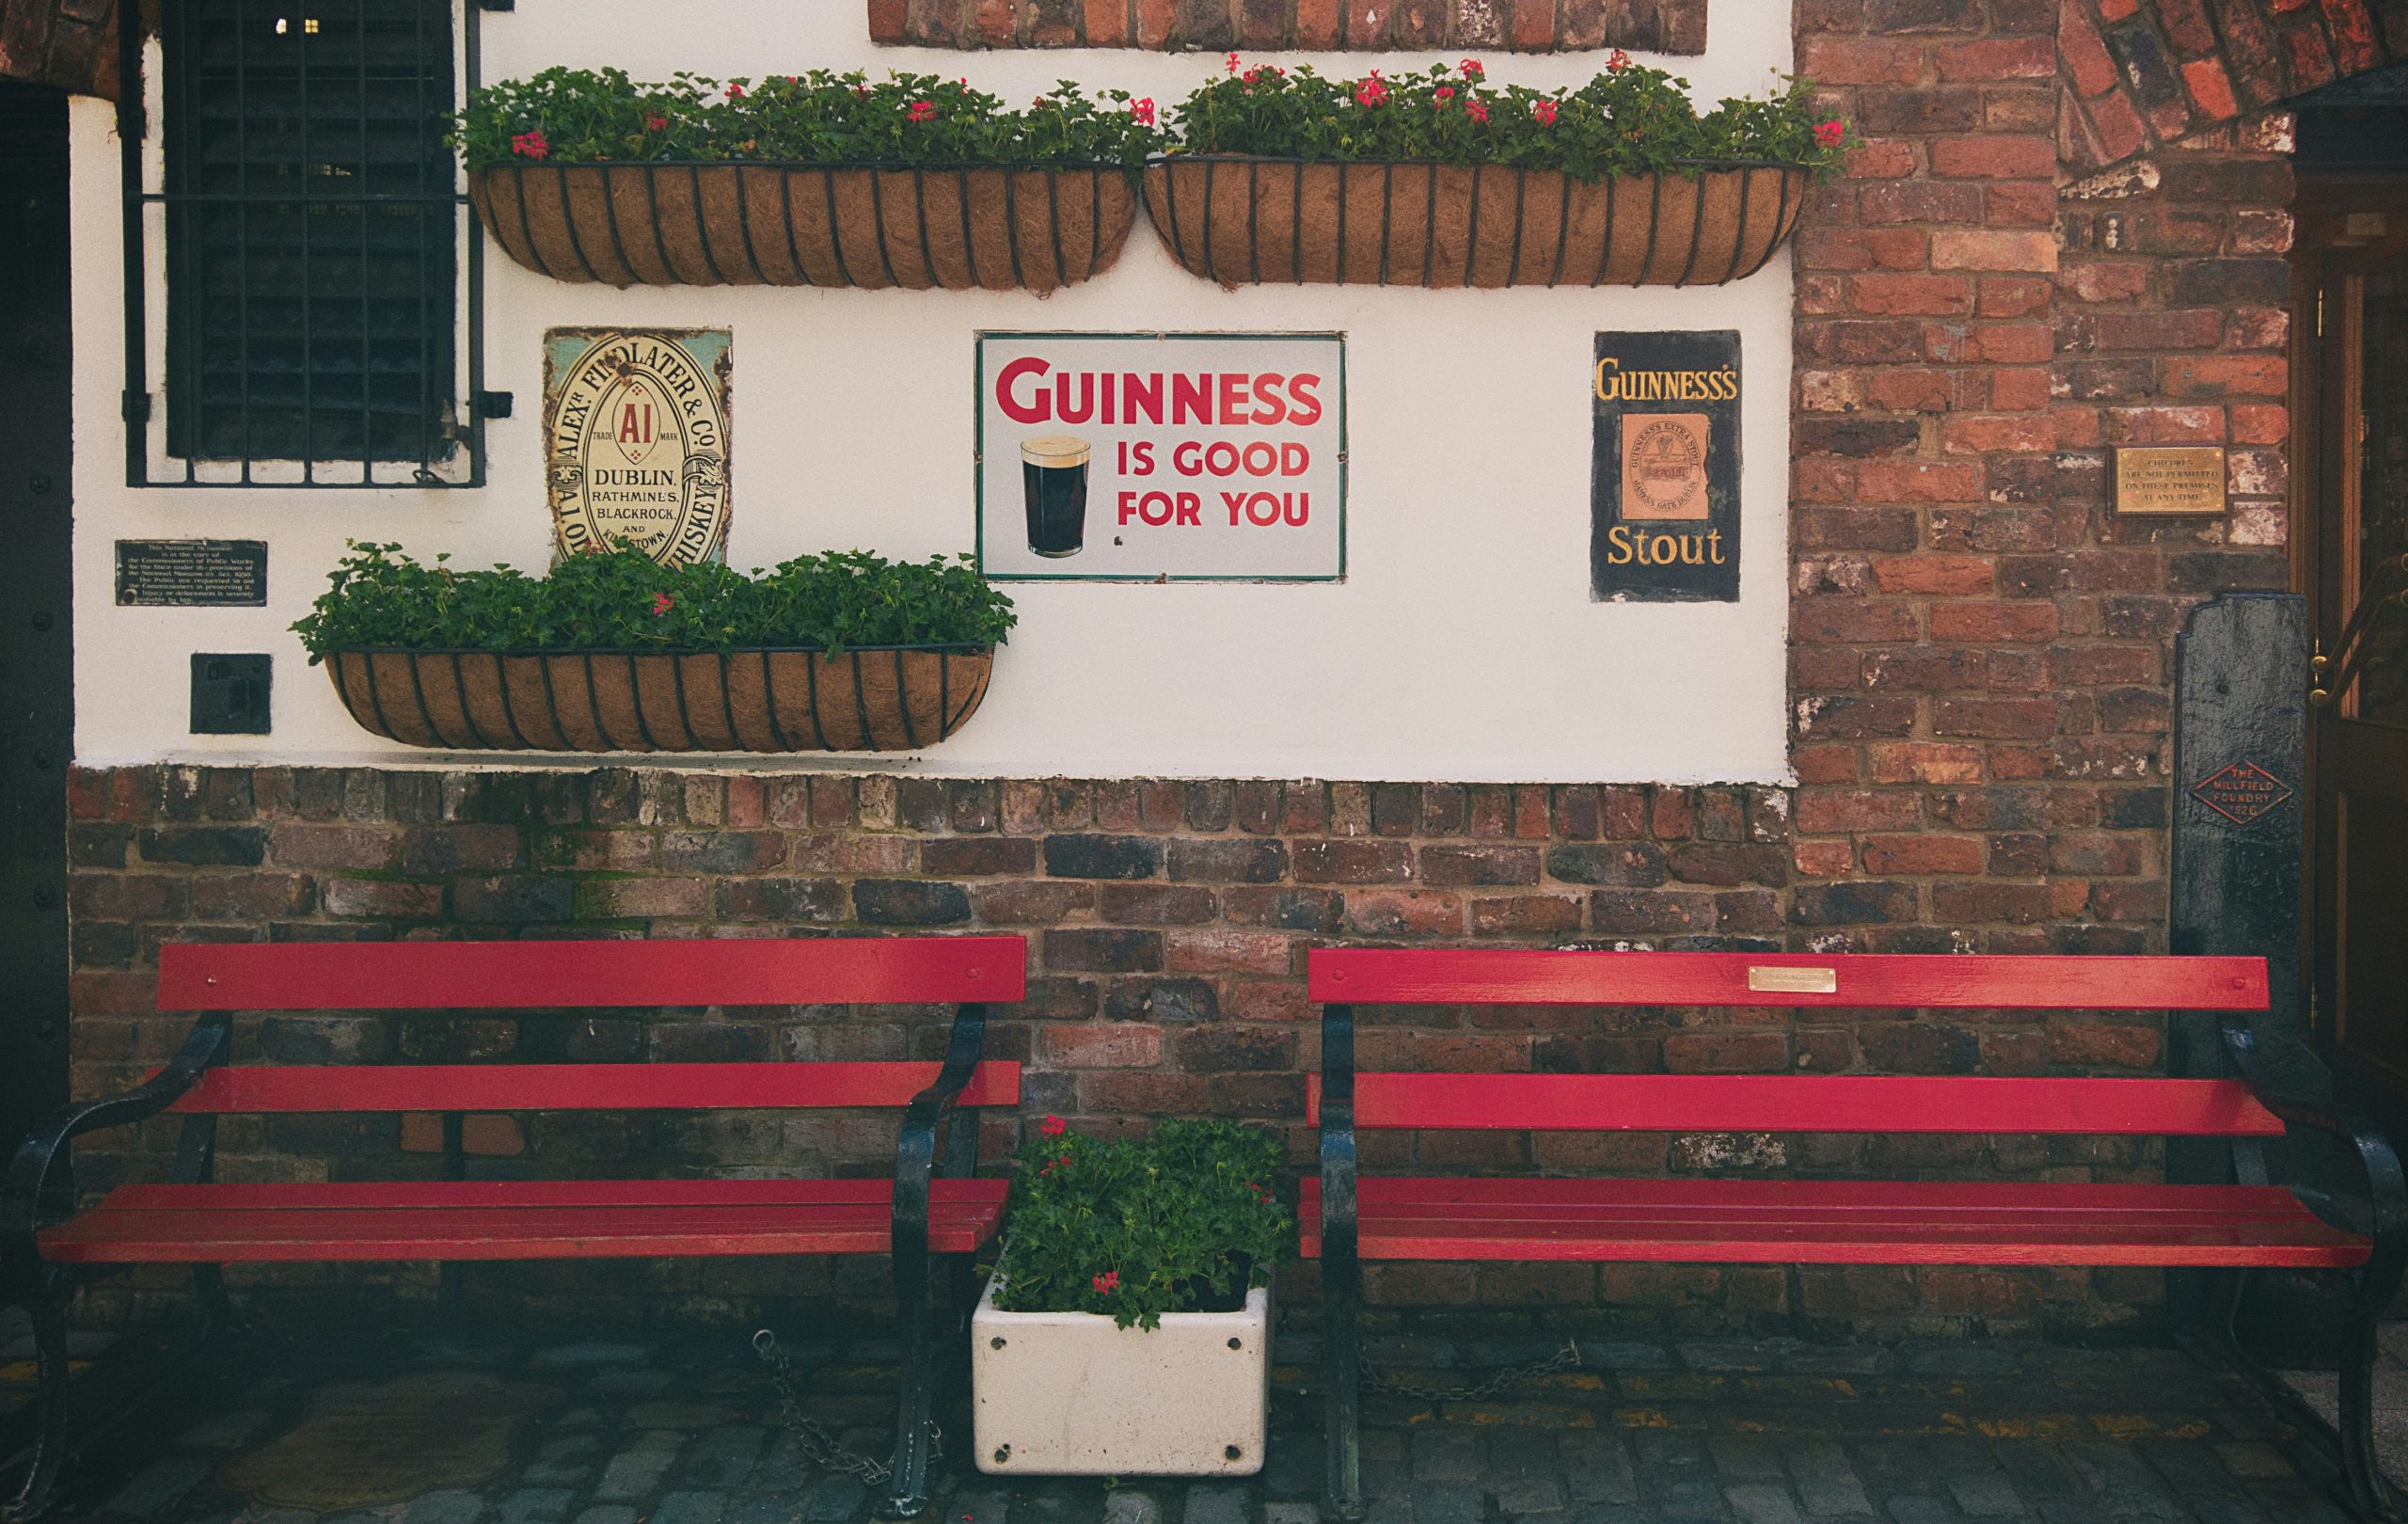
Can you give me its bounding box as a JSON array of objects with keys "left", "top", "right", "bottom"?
[
  {"left": 457, "top": 68, "right": 1170, "bottom": 293},
  {"left": 1147, "top": 54, "right": 1850, "bottom": 288},
  {"left": 974, "top": 1117, "right": 1291, "bottom": 1478},
  {"left": 292, "top": 542, "right": 1015, "bottom": 754}
]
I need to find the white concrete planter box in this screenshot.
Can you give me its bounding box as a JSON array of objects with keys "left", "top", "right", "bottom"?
[{"left": 971, "top": 1275, "right": 1270, "bottom": 1477}]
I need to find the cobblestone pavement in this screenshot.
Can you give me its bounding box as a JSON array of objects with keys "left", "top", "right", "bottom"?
[{"left": 0, "top": 1313, "right": 2392, "bottom": 1523}]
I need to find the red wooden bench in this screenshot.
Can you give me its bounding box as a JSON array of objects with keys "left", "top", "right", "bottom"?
[
  {"left": 1306, "top": 947, "right": 2407, "bottom": 1521},
  {"left": 1, "top": 935, "right": 1025, "bottom": 1522}
]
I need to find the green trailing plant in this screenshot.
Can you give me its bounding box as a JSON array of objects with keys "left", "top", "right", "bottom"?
[
  {"left": 1171, "top": 55, "right": 1853, "bottom": 176},
  {"left": 291, "top": 542, "right": 1017, "bottom": 661},
  {"left": 457, "top": 67, "right": 1171, "bottom": 170},
  {"left": 995, "top": 1117, "right": 1291, "bottom": 1330}
]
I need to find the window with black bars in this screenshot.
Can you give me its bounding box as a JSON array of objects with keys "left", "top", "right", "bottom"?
[{"left": 141, "top": 0, "right": 479, "bottom": 484}]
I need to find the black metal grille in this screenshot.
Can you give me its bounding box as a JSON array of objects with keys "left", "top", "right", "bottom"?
[{"left": 138, "top": 0, "right": 477, "bottom": 484}]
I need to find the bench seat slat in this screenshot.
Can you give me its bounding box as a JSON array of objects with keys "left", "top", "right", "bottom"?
[
  {"left": 1295, "top": 1179, "right": 2366, "bottom": 1267},
  {"left": 157, "top": 936, "right": 1027, "bottom": 1012},
  {"left": 1307, "top": 949, "right": 2268, "bottom": 1010},
  {"left": 1307, "top": 1074, "right": 2284, "bottom": 1136},
  {"left": 39, "top": 1179, "right": 1011, "bottom": 1262},
  {"left": 166, "top": 1061, "right": 1021, "bottom": 1115}
]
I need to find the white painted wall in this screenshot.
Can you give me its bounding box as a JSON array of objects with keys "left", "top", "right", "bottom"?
[{"left": 68, "top": 6, "right": 1795, "bottom": 782}]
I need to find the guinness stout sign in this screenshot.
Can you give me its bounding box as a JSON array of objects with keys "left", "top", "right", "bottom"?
[
  {"left": 1591, "top": 331, "right": 1741, "bottom": 602},
  {"left": 544, "top": 328, "right": 732, "bottom": 566}
]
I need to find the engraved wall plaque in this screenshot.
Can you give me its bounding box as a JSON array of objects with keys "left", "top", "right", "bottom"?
[
  {"left": 114, "top": 540, "right": 267, "bottom": 607},
  {"left": 2115, "top": 446, "right": 2226, "bottom": 515}
]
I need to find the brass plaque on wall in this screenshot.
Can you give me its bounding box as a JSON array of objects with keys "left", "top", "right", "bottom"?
[
  {"left": 2115, "top": 446, "right": 2226, "bottom": 515},
  {"left": 545, "top": 328, "right": 732, "bottom": 565}
]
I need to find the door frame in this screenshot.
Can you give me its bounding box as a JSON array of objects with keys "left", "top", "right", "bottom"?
[{"left": 2293, "top": 170, "right": 2408, "bottom": 1092}]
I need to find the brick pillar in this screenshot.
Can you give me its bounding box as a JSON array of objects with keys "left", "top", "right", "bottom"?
[{"left": 1789, "top": 3, "right": 2111, "bottom": 976}]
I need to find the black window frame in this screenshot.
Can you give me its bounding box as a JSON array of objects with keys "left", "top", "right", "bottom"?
[{"left": 123, "top": 0, "right": 490, "bottom": 488}]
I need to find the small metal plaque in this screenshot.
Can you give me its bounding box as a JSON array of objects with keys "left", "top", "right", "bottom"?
[
  {"left": 2190, "top": 759, "right": 2294, "bottom": 826},
  {"left": 1748, "top": 965, "right": 1837, "bottom": 994},
  {"left": 114, "top": 540, "right": 267, "bottom": 607},
  {"left": 2115, "top": 447, "right": 2226, "bottom": 515}
]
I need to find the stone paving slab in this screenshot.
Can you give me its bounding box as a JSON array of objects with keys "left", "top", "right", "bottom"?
[{"left": 0, "top": 1315, "right": 2384, "bottom": 1524}]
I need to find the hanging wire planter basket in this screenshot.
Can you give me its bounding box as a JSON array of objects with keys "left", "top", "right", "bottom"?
[
  {"left": 469, "top": 161, "right": 1141, "bottom": 294},
  {"left": 1139, "top": 156, "right": 1810, "bottom": 288},
  {"left": 325, "top": 645, "right": 994, "bottom": 754}
]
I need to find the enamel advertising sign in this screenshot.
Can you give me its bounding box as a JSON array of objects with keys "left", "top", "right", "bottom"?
[
  {"left": 1591, "top": 331, "right": 1741, "bottom": 602},
  {"left": 545, "top": 328, "right": 732, "bottom": 567},
  {"left": 976, "top": 332, "right": 1345, "bottom": 581}
]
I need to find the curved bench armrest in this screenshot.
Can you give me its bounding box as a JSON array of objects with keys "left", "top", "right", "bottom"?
[
  {"left": 2, "top": 1013, "right": 230, "bottom": 1284},
  {"left": 893, "top": 1004, "right": 990, "bottom": 1253},
  {"left": 2222, "top": 1015, "right": 2408, "bottom": 1304}
]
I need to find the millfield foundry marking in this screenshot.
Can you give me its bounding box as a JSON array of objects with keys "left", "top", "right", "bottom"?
[
  {"left": 544, "top": 328, "right": 732, "bottom": 567},
  {"left": 2189, "top": 759, "right": 2293, "bottom": 826},
  {"left": 1592, "top": 331, "right": 1741, "bottom": 602}
]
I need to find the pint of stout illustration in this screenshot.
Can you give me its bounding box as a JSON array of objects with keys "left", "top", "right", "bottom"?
[{"left": 1021, "top": 436, "right": 1091, "bottom": 558}]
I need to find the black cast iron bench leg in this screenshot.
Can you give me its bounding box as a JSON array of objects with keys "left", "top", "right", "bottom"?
[
  {"left": 1, "top": 1276, "right": 70, "bottom": 1523},
  {"left": 882, "top": 1001, "right": 990, "bottom": 1519},
  {"left": 2223, "top": 1017, "right": 2408, "bottom": 1521},
  {"left": 1321, "top": 1000, "right": 1365, "bottom": 1521}
]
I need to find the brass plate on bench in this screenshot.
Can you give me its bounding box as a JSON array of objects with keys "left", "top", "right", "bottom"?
[{"left": 1748, "top": 966, "right": 1837, "bottom": 994}]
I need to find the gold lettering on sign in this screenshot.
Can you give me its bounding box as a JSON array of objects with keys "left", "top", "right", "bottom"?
[
  {"left": 1748, "top": 966, "right": 1838, "bottom": 994},
  {"left": 2115, "top": 446, "right": 2226, "bottom": 515},
  {"left": 1594, "top": 357, "right": 1740, "bottom": 403}
]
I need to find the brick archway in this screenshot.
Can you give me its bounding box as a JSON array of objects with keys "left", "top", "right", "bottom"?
[
  {"left": 0, "top": 0, "right": 128, "bottom": 99},
  {"left": 2061, "top": 0, "right": 2408, "bottom": 171}
]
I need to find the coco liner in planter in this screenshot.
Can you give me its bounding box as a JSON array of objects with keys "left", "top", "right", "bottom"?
[
  {"left": 1142, "top": 156, "right": 1808, "bottom": 288},
  {"left": 325, "top": 645, "right": 992, "bottom": 754},
  {"left": 470, "top": 162, "right": 1139, "bottom": 293}
]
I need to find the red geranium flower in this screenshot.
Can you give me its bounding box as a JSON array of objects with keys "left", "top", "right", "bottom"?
[
  {"left": 1814, "top": 119, "right": 1846, "bottom": 149},
  {"left": 906, "top": 100, "right": 938, "bottom": 123},
  {"left": 1131, "top": 97, "right": 1156, "bottom": 126},
  {"left": 1093, "top": 1269, "right": 1120, "bottom": 1294},
  {"left": 1460, "top": 57, "right": 1484, "bottom": 79},
  {"left": 725, "top": 82, "right": 745, "bottom": 100},
  {"left": 1434, "top": 86, "right": 1455, "bottom": 107},
  {"left": 1466, "top": 100, "right": 1490, "bottom": 124},
  {"left": 1354, "top": 73, "right": 1389, "bottom": 108},
  {"left": 1227, "top": 51, "right": 1241, "bottom": 73},
  {"left": 510, "top": 130, "right": 548, "bottom": 160},
  {"left": 652, "top": 594, "right": 673, "bottom": 615},
  {"left": 1531, "top": 99, "right": 1559, "bottom": 126},
  {"left": 1040, "top": 1115, "right": 1067, "bottom": 1137},
  {"left": 1607, "top": 49, "right": 1631, "bottom": 71},
  {"left": 643, "top": 113, "right": 667, "bottom": 133}
]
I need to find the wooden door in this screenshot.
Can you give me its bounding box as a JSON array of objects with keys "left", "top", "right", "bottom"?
[{"left": 2302, "top": 186, "right": 2408, "bottom": 1087}]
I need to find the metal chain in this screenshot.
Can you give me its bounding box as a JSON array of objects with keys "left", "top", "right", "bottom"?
[
  {"left": 1362, "top": 1338, "right": 1584, "bottom": 1404},
  {"left": 752, "top": 1329, "right": 940, "bottom": 1489}
]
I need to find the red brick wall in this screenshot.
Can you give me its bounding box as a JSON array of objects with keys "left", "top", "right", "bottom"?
[
  {"left": 869, "top": 0, "right": 1706, "bottom": 51},
  {"left": 67, "top": 763, "right": 2179, "bottom": 1332},
  {"left": 2059, "top": 0, "right": 2406, "bottom": 171},
  {"left": 0, "top": 0, "right": 124, "bottom": 97}
]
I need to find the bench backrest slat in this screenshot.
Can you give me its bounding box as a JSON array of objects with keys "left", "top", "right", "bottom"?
[
  {"left": 158, "top": 936, "right": 1026, "bottom": 1012},
  {"left": 167, "top": 1061, "right": 1022, "bottom": 1115},
  {"left": 1306, "top": 1073, "right": 2284, "bottom": 1136},
  {"left": 1307, "top": 949, "right": 2268, "bottom": 1011}
]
